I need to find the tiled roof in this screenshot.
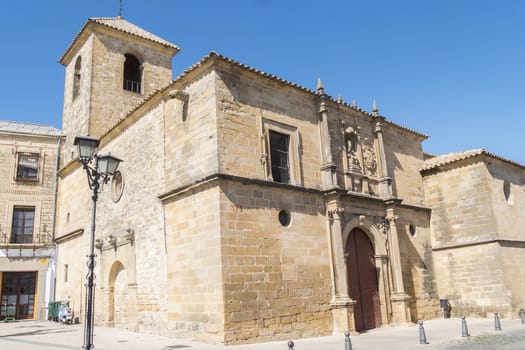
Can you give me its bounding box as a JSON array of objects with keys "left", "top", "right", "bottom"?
[
  {"left": 175, "top": 52, "right": 428, "bottom": 138},
  {"left": 0, "top": 120, "right": 62, "bottom": 137},
  {"left": 422, "top": 149, "right": 524, "bottom": 171},
  {"left": 102, "top": 51, "right": 429, "bottom": 143},
  {"left": 91, "top": 17, "right": 179, "bottom": 49},
  {"left": 60, "top": 17, "right": 179, "bottom": 63}
]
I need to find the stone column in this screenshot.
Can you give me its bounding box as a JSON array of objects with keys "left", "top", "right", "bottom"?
[
  {"left": 317, "top": 79, "right": 337, "bottom": 190},
  {"left": 375, "top": 254, "right": 392, "bottom": 324},
  {"left": 372, "top": 107, "right": 392, "bottom": 197},
  {"left": 326, "top": 201, "right": 356, "bottom": 333},
  {"left": 385, "top": 204, "right": 411, "bottom": 324}
]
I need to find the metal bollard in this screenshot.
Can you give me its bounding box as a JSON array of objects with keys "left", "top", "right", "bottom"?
[
  {"left": 287, "top": 340, "right": 294, "bottom": 350},
  {"left": 461, "top": 316, "right": 470, "bottom": 337},
  {"left": 344, "top": 331, "right": 353, "bottom": 350},
  {"left": 494, "top": 312, "right": 502, "bottom": 331},
  {"left": 418, "top": 320, "right": 429, "bottom": 345},
  {"left": 520, "top": 308, "right": 525, "bottom": 324}
]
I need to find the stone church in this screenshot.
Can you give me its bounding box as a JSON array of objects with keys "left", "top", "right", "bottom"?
[{"left": 52, "top": 16, "right": 525, "bottom": 344}]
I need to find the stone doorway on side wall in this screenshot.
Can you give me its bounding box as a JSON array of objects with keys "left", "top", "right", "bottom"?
[
  {"left": 108, "top": 261, "right": 129, "bottom": 329},
  {"left": 346, "top": 227, "right": 381, "bottom": 331}
]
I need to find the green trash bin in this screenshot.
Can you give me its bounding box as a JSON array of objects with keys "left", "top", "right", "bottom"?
[{"left": 48, "top": 301, "right": 60, "bottom": 321}]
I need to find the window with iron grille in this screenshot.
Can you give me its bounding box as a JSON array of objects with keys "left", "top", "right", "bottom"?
[
  {"left": 16, "top": 153, "right": 39, "bottom": 181},
  {"left": 269, "top": 130, "right": 290, "bottom": 184},
  {"left": 11, "top": 207, "right": 35, "bottom": 244}
]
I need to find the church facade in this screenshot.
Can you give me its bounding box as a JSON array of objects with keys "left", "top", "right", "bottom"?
[{"left": 52, "top": 17, "right": 525, "bottom": 344}]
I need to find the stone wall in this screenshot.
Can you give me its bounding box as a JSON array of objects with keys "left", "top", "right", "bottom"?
[
  {"left": 163, "top": 182, "right": 224, "bottom": 343},
  {"left": 163, "top": 68, "right": 219, "bottom": 193},
  {"left": 55, "top": 102, "right": 169, "bottom": 333},
  {"left": 422, "top": 157, "right": 525, "bottom": 317},
  {"left": 219, "top": 180, "right": 332, "bottom": 344}
]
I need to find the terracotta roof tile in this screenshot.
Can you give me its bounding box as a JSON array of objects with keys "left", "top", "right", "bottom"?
[
  {"left": 60, "top": 17, "right": 179, "bottom": 64},
  {"left": 175, "top": 52, "right": 427, "bottom": 138},
  {"left": 90, "top": 17, "right": 179, "bottom": 50},
  {"left": 422, "top": 149, "right": 524, "bottom": 171}
]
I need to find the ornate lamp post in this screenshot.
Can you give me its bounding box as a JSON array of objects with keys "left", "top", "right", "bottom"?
[{"left": 74, "top": 136, "right": 122, "bottom": 350}]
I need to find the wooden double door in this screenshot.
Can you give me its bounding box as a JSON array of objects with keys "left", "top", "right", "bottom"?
[
  {"left": 1, "top": 272, "right": 37, "bottom": 320},
  {"left": 346, "top": 228, "right": 381, "bottom": 331}
]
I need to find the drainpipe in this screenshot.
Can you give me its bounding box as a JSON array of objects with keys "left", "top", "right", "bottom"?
[{"left": 48, "top": 135, "right": 63, "bottom": 304}]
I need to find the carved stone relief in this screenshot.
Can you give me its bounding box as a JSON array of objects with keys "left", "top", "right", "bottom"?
[{"left": 362, "top": 138, "right": 377, "bottom": 176}]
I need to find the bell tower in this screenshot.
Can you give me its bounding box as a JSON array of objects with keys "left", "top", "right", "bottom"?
[{"left": 59, "top": 17, "right": 179, "bottom": 165}]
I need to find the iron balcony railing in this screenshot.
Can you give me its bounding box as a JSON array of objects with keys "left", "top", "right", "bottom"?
[{"left": 0, "top": 228, "right": 52, "bottom": 245}]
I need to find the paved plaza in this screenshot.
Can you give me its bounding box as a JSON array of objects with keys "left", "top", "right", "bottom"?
[{"left": 0, "top": 317, "right": 524, "bottom": 350}]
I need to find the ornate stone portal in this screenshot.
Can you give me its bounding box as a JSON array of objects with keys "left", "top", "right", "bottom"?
[{"left": 327, "top": 197, "right": 412, "bottom": 332}]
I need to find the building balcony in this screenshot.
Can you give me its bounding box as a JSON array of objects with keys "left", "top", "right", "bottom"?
[{"left": 0, "top": 228, "right": 53, "bottom": 251}]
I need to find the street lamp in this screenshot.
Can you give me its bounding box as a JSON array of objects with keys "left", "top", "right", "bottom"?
[{"left": 74, "top": 135, "right": 122, "bottom": 350}]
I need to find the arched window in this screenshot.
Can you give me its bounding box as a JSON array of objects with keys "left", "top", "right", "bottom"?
[
  {"left": 73, "top": 56, "right": 81, "bottom": 100},
  {"left": 123, "top": 54, "right": 141, "bottom": 93}
]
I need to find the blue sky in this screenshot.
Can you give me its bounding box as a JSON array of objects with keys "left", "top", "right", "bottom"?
[{"left": 1, "top": 1, "right": 524, "bottom": 164}]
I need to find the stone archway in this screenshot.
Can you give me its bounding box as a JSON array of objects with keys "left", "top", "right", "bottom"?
[{"left": 108, "top": 261, "right": 130, "bottom": 330}]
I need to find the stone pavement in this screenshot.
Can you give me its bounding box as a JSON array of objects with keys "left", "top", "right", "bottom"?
[{"left": 0, "top": 317, "right": 524, "bottom": 350}]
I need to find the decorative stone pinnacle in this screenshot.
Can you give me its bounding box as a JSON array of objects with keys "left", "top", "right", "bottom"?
[
  {"left": 351, "top": 100, "right": 357, "bottom": 108},
  {"left": 337, "top": 93, "right": 343, "bottom": 103},
  {"left": 372, "top": 100, "right": 379, "bottom": 115},
  {"left": 316, "top": 78, "right": 325, "bottom": 94}
]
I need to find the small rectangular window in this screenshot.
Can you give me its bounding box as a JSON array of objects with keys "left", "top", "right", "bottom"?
[
  {"left": 16, "top": 153, "right": 39, "bottom": 181},
  {"left": 64, "top": 264, "right": 69, "bottom": 283},
  {"left": 11, "top": 207, "right": 35, "bottom": 244},
  {"left": 269, "top": 131, "right": 290, "bottom": 184}
]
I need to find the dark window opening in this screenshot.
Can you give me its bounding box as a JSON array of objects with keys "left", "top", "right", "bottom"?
[
  {"left": 278, "top": 210, "right": 291, "bottom": 226},
  {"left": 11, "top": 207, "right": 35, "bottom": 244},
  {"left": 73, "top": 56, "right": 81, "bottom": 100},
  {"left": 269, "top": 131, "right": 290, "bottom": 184},
  {"left": 123, "top": 54, "right": 141, "bottom": 93},
  {"left": 16, "top": 153, "right": 39, "bottom": 181}
]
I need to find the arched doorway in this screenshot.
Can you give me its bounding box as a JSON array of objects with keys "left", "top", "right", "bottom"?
[
  {"left": 346, "top": 228, "right": 381, "bottom": 331},
  {"left": 108, "top": 262, "right": 129, "bottom": 330}
]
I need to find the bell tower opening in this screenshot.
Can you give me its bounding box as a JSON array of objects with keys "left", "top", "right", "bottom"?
[
  {"left": 73, "top": 56, "right": 81, "bottom": 100},
  {"left": 123, "top": 54, "right": 141, "bottom": 94}
]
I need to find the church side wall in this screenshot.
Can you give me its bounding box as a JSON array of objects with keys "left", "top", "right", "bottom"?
[
  {"left": 501, "top": 242, "right": 525, "bottom": 315},
  {"left": 382, "top": 128, "right": 427, "bottom": 205},
  {"left": 214, "top": 68, "right": 321, "bottom": 188},
  {"left": 422, "top": 161, "right": 512, "bottom": 316},
  {"left": 423, "top": 161, "right": 497, "bottom": 247},
  {"left": 432, "top": 243, "right": 510, "bottom": 317},
  {"left": 485, "top": 161, "right": 525, "bottom": 316},
  {"left": 485, "top": 160, "right": 525, "bottom": 241},
  {"left": 56, "top": 102, "right": 169, "bottom": 333},
  {"left": 164, "top": 69, "right": 219, "bottom": 192},
  {"left": 394, "top": 206, "right": 438, "bottom": 320},
  {"left": 163, "top": 183, "right": 224, "bottom": 343},
  {"left": 219, "top": 181, "right": 331, "bottom": 344},
  {"left": 95, "top": 103, "right": 168, "bottom": 333}
]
